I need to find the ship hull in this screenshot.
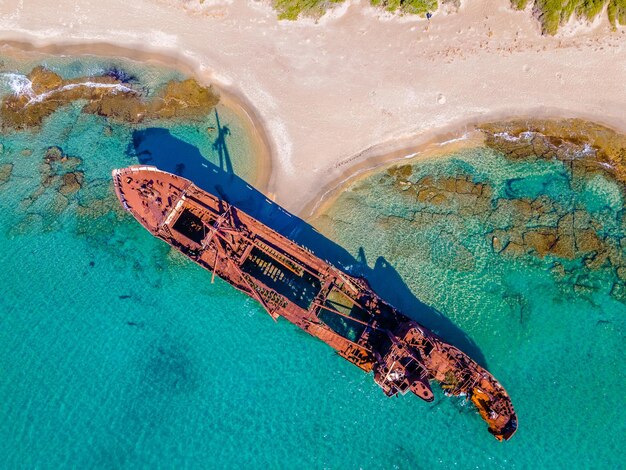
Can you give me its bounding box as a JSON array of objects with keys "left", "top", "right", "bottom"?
[{"left": 113, "top": 165, "right": 517, "bottom": 440}]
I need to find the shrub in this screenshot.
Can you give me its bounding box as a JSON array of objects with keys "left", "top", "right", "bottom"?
[{"left": 512, "top": 0, "right": 626, "bottom": 35}]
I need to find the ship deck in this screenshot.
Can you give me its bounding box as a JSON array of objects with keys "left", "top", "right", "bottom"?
[{"left": 113, "top": 165, "right": 517, "bottom": 441}]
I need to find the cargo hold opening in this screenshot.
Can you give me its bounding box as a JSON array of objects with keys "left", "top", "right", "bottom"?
[{"left": 241, "top": 247, "right": 321, "bottom": 310}]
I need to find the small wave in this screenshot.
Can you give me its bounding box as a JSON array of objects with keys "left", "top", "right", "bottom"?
[
  {"left": 580, "top": 143, "right": 596, "bottom": 157},
  {"left": 597, "top": 161, "right": 615, "bottom": 171},
  {"left": 28, "top": 82, "right": 136, "bottom": 105},
  {"left": 437, "top": 133, "right": 469, "bottom": 146},
  {"left": 0, "top": 72, "right": 35, "bottom": 98},
  {"left": 492, "top": 131, "right": 532, "bottom": 142},
  {"left": 493, "top": 130, "right": 604, "bottom": 164},
  {"left": 0, "top": 72, "right": 136, "bottom": 106},
  {"left": 26, "top": 82, "right": 136, "bottom": 106}
]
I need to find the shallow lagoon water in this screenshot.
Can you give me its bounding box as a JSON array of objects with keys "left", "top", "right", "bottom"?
[{"left": 0, "top": 55, "right": 625, "bottom": 468}]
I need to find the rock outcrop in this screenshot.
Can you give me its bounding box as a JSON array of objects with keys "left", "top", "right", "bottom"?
[
  {"left": 479, "top": 119, "right": 626, "bottom": 186},
  {"left": 1, "top": 66, "right": 220, "bottom": 130},
  {"left": 385, "top": 151, "right": 626, "bottom": 301},
  {"left": 0, "top": 163, "right": 12, "bottom": 185}
]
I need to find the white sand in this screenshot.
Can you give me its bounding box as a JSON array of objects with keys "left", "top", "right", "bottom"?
[{"left": 0, "top": 0, "right": 624, "bottom": 214}]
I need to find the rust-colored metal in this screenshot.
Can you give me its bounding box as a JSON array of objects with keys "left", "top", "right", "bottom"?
[{"left": 113, "top": 165, "right": 517, "bottom": 440}]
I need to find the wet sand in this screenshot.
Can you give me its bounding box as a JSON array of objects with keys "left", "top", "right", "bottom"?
[
  {"left": 0, "top": 0, "right": 624, "bottom": 214},
  {"left": 303, "top": 127, "right": 487, "bottom": 218}
]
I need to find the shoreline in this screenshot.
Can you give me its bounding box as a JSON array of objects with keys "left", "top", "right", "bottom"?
[
  {"left": 0, "top": 40, "right": 275, "bottom": 194},
  {"left": 303, "top": 112, "right": 626, "bottom": 219},
  {"left": 303, "top": 128, "right": 485, "bottom": 219},
  {"left": 1, "top": 0, "right": 625, "bottom": 215}
]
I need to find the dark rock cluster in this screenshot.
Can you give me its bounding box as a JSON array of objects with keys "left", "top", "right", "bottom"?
[
  {"left": 104, "top": 66, "right": 137, "bottom": 83},
  {"left": 0, "top": 163, "right": 12, "bottom": 185},
  {"left": 480, "top": 119, "right": 626, "bottom": 186},
  {"left": 387, "top": 164, "right": 493, "bottom": 217},
  {"left": 385, "top": 157, "right": 626, "bottom": 302},
  {"left": 20, "top": 146, "right": 85, "bottom": 215}
]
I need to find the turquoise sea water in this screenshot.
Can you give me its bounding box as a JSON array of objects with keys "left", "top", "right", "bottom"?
[
  {"left": 0, "top": 55, "right": 624, "bottom": 468},
  {"left": 313, "top": 149, "right": 626, "bottom": 467}
]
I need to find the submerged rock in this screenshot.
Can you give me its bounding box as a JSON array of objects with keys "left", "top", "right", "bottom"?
[
  {"left": 105, "top": 67, "right": 137, "bottom": 83},
  {"left": 19, "top": 146, "right": 87, "bottom": 213},
  {"left": 522, "top": 229, "right": 558, "bottom": 257},
  {"left": 611, "top": 282, "right": 626, "bottom": 301},
  {"left": 385, "top": 148, "right": 626, "bottom": 302},
  {"left": 9, "top": 213, "right": 44, "bottom": 237},
  {"left": 0, "top": 163, "right": 13, "bottom": 185},
  {"left": 44, "top": 146, "right": 82, "bottom": 171},
  {"left": 387, "top": 164, "right": 413, "bottom": 180},
  {"left": 151, "top": 79, "right": 220, "bottom": 120},
  {"left": 388, "top": 171, "right": 493, "bottom": 218},
  {"left": 44, "top": 146, "right": 64, "bottom": 162},
  {"left": 59, "top": 171, "right": 84, "bottom": 195},
  {"left": 551, "top": 234, "right": 575, "bottom": 260},
  {"left": 51, "top": 194, "right": 70, "bottom": 214}
]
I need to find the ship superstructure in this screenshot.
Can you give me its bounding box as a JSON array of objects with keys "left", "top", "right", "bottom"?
[{"left": 113, "top": 165, "right": 517, "bottom": 440}]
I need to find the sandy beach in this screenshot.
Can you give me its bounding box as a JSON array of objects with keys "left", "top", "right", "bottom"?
[{"left": 0, "top": 0, "right": 624, "bottom": 214}]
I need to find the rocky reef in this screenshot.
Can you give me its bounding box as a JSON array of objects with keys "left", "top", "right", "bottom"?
[
  {"left": 0, "top": 163, "right": 12, "bottom": 185},
  {"left": 386, "top": 155, "right": 626, "bottom": 302},
  {"left": 479, "top": 119, "right": 626, "bottom": 186},
  {"left": 2, "top": 144, "right": 131, "bottom": 240},
  {"left": 19, "top": 146, "right": 86, "bottom": 215},
  {"left": 1, "top": 66, "right": 220, "bottom": 130}
]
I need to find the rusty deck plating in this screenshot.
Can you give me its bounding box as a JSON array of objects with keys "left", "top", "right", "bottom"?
[{"left": 113, "top": 165, "right": 517, "bottom": 440}]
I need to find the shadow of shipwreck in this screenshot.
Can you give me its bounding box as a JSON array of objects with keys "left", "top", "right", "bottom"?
[{"left": 128, "top": 118, "right": 489, "bottom": 368}]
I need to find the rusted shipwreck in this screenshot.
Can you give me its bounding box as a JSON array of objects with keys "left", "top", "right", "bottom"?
[{"left": 113, "top": 165, "right": 517, "bottom": 440}]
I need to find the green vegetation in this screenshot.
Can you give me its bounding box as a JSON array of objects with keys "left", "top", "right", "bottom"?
[
  {"left": 511, "top": 0, "right": 626, "bottom": 35},
  {"left": 273, "top": 0, "right": 344, "bottom": 20},
  {"left": 370, "top": 0, "right": 437, "bottom": 16},
  {"left": 607, "top": 0, "right": 626, "bottom": 26},
  {"left": 273, "top": 0, "right": 437, "bottom": 20},
  {"left": 272, "top": 0, "right": 626, "bottom": 34},
  {"left": 511, "top": 0, "right": 529, "bottom": 8}
]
